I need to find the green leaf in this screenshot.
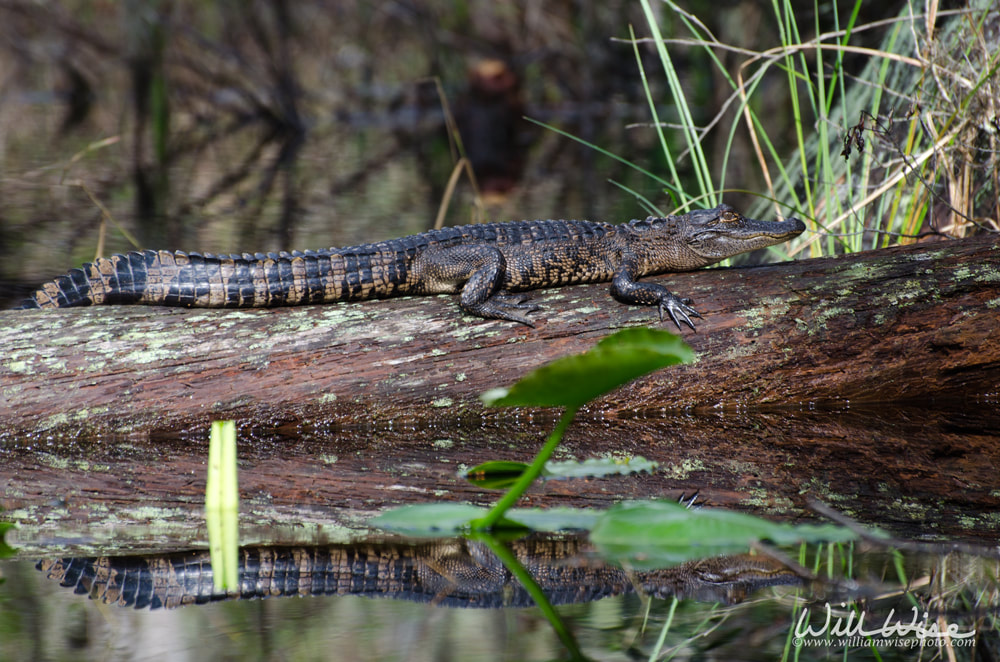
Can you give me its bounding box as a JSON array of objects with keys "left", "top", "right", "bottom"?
[
  {"left": 504, "top": 507, "right": 601, "bottom": 532},
  {"left": 464, "top": 457, "right": 659, "bottom": 489},
  {"left": 0, "top": 521, "right": 16, "bottom": 558},
  {"left": 464, "top": 461, "right": 531, "bottom": 489},
  {"left": 590, "top": 500, "right": 856, "bottom": 568},
  {"left": 544, "top": 456, "right": 658, "bottom": 479},
  {"left": 371, "top": 504, "right": 600, "bottom": 535},
  {"left": 481, "top": 328, "right": 693, "bottom": 408},
  {"left": 371, "top": 504, "right": 491, "bottom": 535}
]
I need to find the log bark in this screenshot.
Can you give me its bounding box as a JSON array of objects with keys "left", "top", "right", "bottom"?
[{"left": 1, "top": 234, "right": 998, "bottom": 436}]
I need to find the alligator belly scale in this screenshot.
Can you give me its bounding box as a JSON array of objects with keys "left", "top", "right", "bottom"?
[{"left": 17, "top": 204, "right": 805, "bottom": 330}]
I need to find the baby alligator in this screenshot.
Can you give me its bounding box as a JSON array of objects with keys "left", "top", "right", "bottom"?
[{"left": 17, "top": 204, "right": 805, "bottom": 330}]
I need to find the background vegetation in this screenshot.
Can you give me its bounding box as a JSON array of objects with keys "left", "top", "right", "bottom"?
[{"left": 0, "top": 0, "right": 996, "bottom": 305}]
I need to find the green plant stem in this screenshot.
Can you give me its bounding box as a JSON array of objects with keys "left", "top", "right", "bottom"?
[
  {"left": 206, "top": 420, "right": 239, "bottom": 591},
  {"left": 474, "top": 534, "right": 587, "bottom": 662},
  {"left": 472, "top": 406, "right": 578, "bottom": 531},
  {"left": 647, "top": 596, "right": 679, "bottom": 660}
]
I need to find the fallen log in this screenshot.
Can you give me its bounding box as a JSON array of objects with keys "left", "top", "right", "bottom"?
[{"left": 1, "top": 234, "right": 997, "bottom": 436}]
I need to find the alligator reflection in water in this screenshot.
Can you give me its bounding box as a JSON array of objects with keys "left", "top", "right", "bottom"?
[{"left": 36, "top": 535, "right": 803, "bottom": 610}]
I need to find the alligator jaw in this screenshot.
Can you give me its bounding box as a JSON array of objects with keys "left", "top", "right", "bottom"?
[{"left": 685, "top": 205, "right": 806, "bottom": 262}]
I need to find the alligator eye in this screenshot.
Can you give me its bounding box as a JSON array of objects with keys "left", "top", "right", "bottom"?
[{"left": 720, "top": 210, "right": 740, "bottom": 223}]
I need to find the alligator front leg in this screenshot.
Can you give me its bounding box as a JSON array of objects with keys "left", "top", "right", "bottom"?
[
  {"left": 610, "top": 263, "right": 702, "bottom": 331},
  {"left": 412, "top": 245, "right": 541, "bottom": 326}
]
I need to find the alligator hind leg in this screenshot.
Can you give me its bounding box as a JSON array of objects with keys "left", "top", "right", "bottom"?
[
  {"left": 464, "top": 289, "right": 541, "bottom": 326},
  {"left": 411, "top": 245, "right": 541, "bottom": 326}
]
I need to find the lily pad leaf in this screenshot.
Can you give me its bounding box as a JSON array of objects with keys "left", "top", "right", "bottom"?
[
  {"left": 481, "top": 328, "right": 693, "bottom": 408},
  {"left": 544, "top": 456, "right": 658, "bottom": 479},
  {"left": 464, "top": 461, "right": 531, "bottom": 489},
  {"left": 464, "top": 456, "right": 658, "bottom": 489},
  {"left": 590, "top": 500, "right": 856, "bottom": 568},
  {"left": 504, "top": 507, "right": 601, "bottom": 532},
  {"left": 371, "top": 504, "right": 495, "bottom": 535},
  {"left": 371, "top": 504, "right": 600, "bottom": 535}
]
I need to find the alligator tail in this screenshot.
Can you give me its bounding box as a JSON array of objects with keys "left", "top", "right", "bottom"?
[{"left": 17, "top": 248, "right": 407, "bottom": 309}]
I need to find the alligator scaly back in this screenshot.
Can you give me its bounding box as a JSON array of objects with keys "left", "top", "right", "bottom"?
[
  {"left": 15, "top": 220, "right": 616, "bottom": 316},
  {"left": 16, "top": 210, "right": 805, "bottom": 329}
]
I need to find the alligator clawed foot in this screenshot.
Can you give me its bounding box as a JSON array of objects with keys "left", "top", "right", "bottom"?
[
  {"left": 677, "top": 491, "right": 703, "bottom": 508},
  {"left": 490, "top": 291, "right": 530, "bottom": 303},
  {"left": 658, "top": 295, "right": 703, "bottom": 332},
  {"left": 462, "top": 292, "right": 542, "bottom": 327},
  {"left": 492, "top": 292, "right": 542, "bottom": 313}
]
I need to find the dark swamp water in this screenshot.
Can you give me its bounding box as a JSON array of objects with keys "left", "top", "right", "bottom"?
[
  {"left": 2, "top": 406, "right": 1000, "bottom": 661},
  {"left": 2, "top": 2, "right": 1000, "bottom": 660}
]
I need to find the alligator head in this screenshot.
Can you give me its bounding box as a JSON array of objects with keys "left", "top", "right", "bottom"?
[
  {"left": 683, "top": 204, "right": 806, "bottom": 263},
  {"left": 627, "top": 204, "right": 806, "bottom": 275}
]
